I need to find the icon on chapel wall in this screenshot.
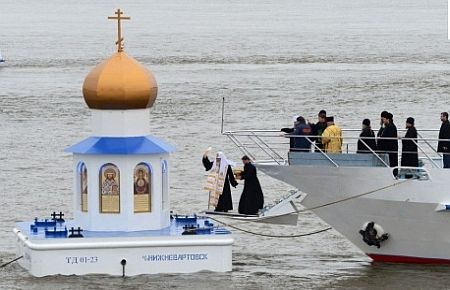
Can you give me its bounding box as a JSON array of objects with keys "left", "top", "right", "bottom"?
[
  {"left": 134, "top": 164, "right": 150, "bottom": 195},
  {"left": 100, "top": 164, "right": 120, "bottom": 213},
  {"left": 79, "top": 162, "right": 88, "bottom": 212},
  {"left": 134, "top": 163, "right": 151, "bottom": 212}
]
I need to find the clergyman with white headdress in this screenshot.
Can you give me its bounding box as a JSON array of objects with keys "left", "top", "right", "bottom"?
[{"left": 203, "top": 148, "right": 238, "bottom": 212}]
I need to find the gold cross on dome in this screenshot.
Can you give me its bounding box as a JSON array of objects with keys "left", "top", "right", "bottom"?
[{"left": 108, "top": 9, "right": 130, "bottom": 52}]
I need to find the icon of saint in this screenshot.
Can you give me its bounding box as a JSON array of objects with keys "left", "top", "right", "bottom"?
[
  {"left": 102, "top": 168, "right": 119, "bottom": 195},
  {"left": 134, "top": 168, "right": 149, "bottom": 195}
]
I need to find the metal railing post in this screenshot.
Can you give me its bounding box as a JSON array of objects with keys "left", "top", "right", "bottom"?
[
  {"left": 251, "top": 132, "right": 285, "bottom": 162},
  {"left": 248, "top": 134, "right": 281, "bottom": 165},
  {"left": 358, "top": 139, "right": 390, "bottom": 167},
  {"left": 307, "top": 137, "right": 339, "bottom": 167},
  {"left": 413, "top": 139, "right": 440, "bottom": 168}
]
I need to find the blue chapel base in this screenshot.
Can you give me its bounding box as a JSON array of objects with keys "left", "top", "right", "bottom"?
[{"left": 14, "top": 216, "right": 233, "bottom": 277}]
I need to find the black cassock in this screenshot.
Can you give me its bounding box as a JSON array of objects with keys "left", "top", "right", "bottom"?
[
  {"left": 401, "top": 127, "right": 418, "bottom": 167},
  {"left": 202, "top": 156, "right": 237, "bottom": 212},
  {"left": 238, "top": 163, "right": 264, "bottom": 215},
  {"left": 357, "top": 127, "right": 377, "bottom": 153},
  {"left": 378, "top": 122, "right": 398, "bottom": 168}
]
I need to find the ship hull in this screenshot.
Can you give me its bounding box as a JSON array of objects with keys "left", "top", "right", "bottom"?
[{"left": 258, "top": 165, "right": 450, "bottom": 263}]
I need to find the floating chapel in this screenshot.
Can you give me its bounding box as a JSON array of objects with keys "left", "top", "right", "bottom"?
[
  {"left": 14, "top": 9, "right": 233, "bottom": 277},
  {"left": 69, "top": 9, "right": 168, "bottom": 232}
]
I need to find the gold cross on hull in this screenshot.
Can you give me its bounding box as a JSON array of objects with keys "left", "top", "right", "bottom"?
[{"left": 108, "top": 9, "right": 130, "bottom": 52}]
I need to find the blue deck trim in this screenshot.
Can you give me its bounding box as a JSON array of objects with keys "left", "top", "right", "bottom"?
[
  {"left": 65, "top": 136, "right": 176, "bottom": 155},
  {"left": 16, "top": 216, "right": 230, "bottom": 240}
]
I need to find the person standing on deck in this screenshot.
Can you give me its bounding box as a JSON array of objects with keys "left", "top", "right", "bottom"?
[
  {"left": 310, "top": 110, "right": 327, "bottom": 151},
  {"left": 203, "top": 150, "right": 238, "bottom": 212},
  {"left": 357, "top": 119, "right": 377, "bottom": 153},
  {"left": 281, "top": 115, "right": 299, "bottom": 151},
  {"left": 378, "top": 112, "right": 398, "bottom": 169},
  {"left": 401, "top": 117, "right": 419, "bottom": 167},
  {"left": 321, "top": 116, "right": 343, "bottom": 153},
  {"left": 292, "top": 116, "right": 312, "bottom": 152},
  {"left": 238, "top": 155, "right": 264, "bottom": 215},
  {"left": 376, "top": 111, "right": 389, "bottom": 149},
  {"left": 437, "top": 112, "right": 450, "bottom": 168}
]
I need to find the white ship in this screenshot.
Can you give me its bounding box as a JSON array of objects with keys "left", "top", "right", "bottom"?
[{"left": 225, "top": 128, "right": 450, "bottom": 263}]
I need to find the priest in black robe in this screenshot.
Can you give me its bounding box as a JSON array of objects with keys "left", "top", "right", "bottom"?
[
  {"left": 238, "top": 155, "right": 264, "bottom": 215},
  {"left": 377, "top": 112, "right": 398, "bottom": 169},
  {"left": 203, "top": 152, "right": 238, "bottom": 212},
  {"left": 401, "top": 117, "right": 418, "bottom": 167},
  {"left": 357, "top": 118, "right": 377, "bottom": 153},
  {"left": 376, "top": 111, "right": 389, "bottom": 150}
]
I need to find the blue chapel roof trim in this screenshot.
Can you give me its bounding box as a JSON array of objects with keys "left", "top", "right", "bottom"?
[{"left": 65, "top": 136, "right": 176, "bottom": 155}]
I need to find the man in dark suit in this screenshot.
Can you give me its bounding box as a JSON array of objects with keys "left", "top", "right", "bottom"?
[{"left": 438, "top": 112, "right": 450, "bottom": 168}]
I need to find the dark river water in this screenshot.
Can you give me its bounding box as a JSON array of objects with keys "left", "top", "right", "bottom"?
[{"left": 1, "top": 0, "right": 450, "bottom": 288}]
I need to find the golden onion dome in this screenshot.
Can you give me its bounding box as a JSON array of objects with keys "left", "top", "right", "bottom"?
[{"left": 82, "top": 51, "right": 158, "bottom": 110}]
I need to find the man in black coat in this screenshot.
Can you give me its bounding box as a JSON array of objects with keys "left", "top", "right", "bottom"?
[
  {"left": 238, "top": 155, "right": 264, "bottom": 215},
  {"left": 310, "top": 110, "right": 327, "bottom": 151},
  {"left": 438, "top": 112, "right": 450, "bottom": 168},
  {"left": 378, "top": 112, "right": 398, "bottom": 170},
  {"left": 376, "top": 111, "right": 389, "bottom": 149},
  {"left": 357, "top": 118, "right": 377, "bottom": 153},
  {"left": 401, "top": 117, "right": 418, "bottom": 167}
]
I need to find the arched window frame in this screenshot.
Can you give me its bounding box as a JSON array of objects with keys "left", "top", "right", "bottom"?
[
  {"left": 99, "top": 163, "right": 120, "bottom": 213},
  {"left": 133, "top": 162, "right": 152, "bottom": 213},
  {"left": 77, "top": 161, "right": 88, "bottom": 212}
]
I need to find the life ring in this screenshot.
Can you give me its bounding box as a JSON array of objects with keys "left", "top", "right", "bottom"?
[
  {"left": 361, "top": 221, "right": 385, "bottom": 239},
  {"left": 359, "top": 221, "right": 389, "bottom": 248}
]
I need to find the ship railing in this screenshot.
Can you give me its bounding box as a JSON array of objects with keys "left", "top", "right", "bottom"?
[{"left": 223, "top": 128, "right": 447, "bottom": 169}]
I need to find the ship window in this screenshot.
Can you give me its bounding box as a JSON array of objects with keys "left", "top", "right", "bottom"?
[
  {"left": 99, "top": 163, "right": 120, "bottom": 213},
  {"left": 134, "top": 163, "right": 151, "bottom": 213}
]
